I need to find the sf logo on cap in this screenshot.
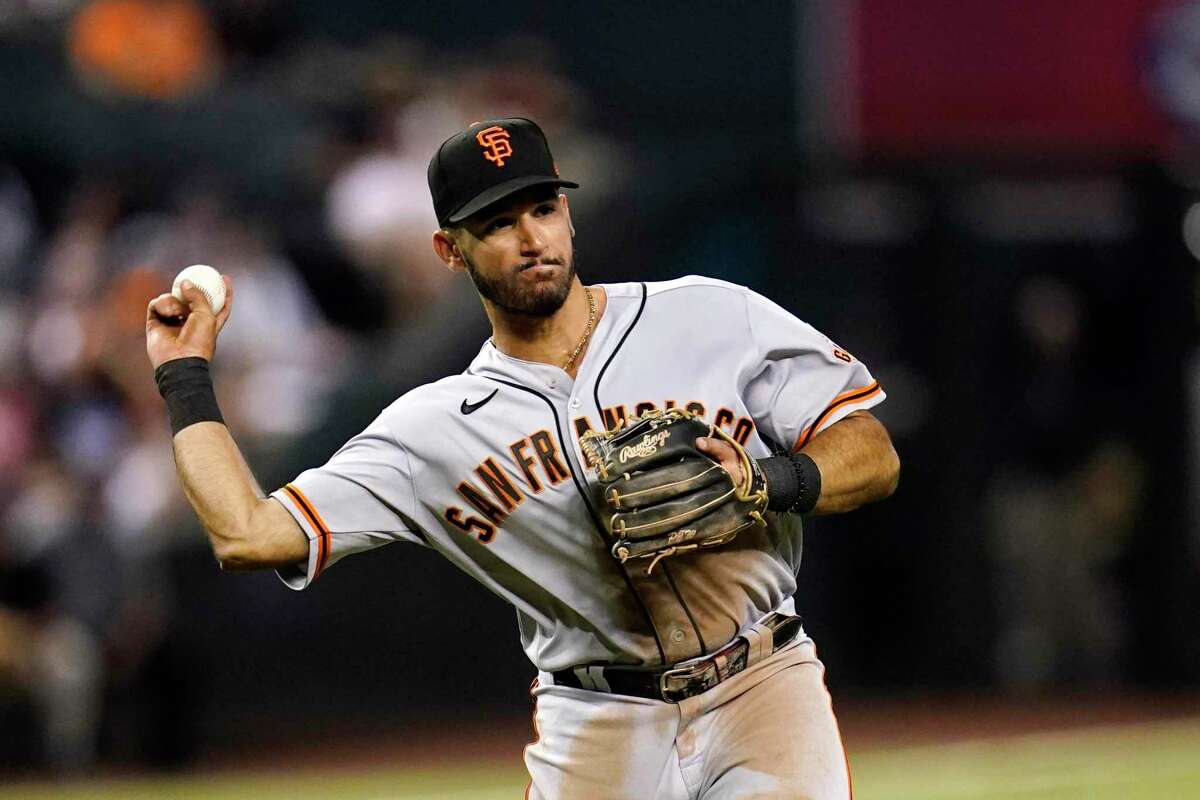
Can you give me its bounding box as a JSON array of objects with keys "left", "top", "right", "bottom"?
[{"left": 476, "top": 125, "right": 513, "bottom": 167}]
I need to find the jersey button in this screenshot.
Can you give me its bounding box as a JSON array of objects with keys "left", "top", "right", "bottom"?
[
  {"left": 570, "top": 398, "right": 581, "bottom": 409},
  {"left": 671, "top": 629, "right": 685, "bottom": 643},
  {"left": 548, "top": 378, "right": 558, "bottom": 389}
]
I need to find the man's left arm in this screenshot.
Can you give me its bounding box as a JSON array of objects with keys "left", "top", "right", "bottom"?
[
  {"left": 797, "top": 409, "right": 899, "bottom": 514},
  {"left": 724, "top": 285, "right": 901, "bottom": 516},
  {"left": 698, "top": 409, "right": 899, "bottom": 516}
]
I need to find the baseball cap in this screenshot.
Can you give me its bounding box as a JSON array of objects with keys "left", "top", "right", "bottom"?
[{"left": 427, "top": 117, "right": 579, "bottom": 227}]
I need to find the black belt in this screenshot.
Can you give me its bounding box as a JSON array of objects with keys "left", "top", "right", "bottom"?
[{"left": 551, "top": 612, "right": 803, "bottom": 704}]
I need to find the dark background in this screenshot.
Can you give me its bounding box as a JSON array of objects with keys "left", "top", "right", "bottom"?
[{"left": 0, "top": 0, "right": 1197, "bottom": 771}]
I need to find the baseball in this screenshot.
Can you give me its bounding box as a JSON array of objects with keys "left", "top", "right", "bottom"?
[{"left": 171, "top": 264, "right": 226, "bottom": 314}]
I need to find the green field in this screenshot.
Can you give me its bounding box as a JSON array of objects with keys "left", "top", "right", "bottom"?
[
  {"left": 852, "top": 717, "right": 1200, "bottom": 800},
  {"left": 5, "top": 717, "right": 1198, "bottom": 799}
]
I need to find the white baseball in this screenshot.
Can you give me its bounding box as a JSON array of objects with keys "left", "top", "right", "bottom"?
[{"left": 171, "top": 264, "right": 226, "bottom": 314}]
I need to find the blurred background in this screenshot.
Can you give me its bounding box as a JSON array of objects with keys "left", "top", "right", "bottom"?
[{"left": 0, "top": 0, "right": 1198, "bottom": 796}]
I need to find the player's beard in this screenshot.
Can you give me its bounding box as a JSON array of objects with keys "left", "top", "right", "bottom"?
[{"left": 463, "top": 252, "right": 576, "bottom": 317}]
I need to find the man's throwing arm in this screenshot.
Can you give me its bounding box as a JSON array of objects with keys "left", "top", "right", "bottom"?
[
  {"left": 146, "top": 277, "right": 308, "bottom": 571},
  {"left": 172, "top": 422, "right": 309, "bottom": 569}
]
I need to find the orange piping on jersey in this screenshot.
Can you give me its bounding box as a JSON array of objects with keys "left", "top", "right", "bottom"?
[
  {"left": 283, "top": 484, "right": 332, "bottom": 580},
  {"left": 794, "top": 382, "right": 882, "bottom": 450},
  {"left": 523, "top": 678, "right": 541, "bottom": 800}
]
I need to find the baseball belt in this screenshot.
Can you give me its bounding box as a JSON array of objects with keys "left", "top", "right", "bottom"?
[{"left": 550, "top": 612, "right": 804, "bottom": 704}]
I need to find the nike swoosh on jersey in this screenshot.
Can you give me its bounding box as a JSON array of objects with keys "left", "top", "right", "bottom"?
[{"left": 460, "top": 388, "right": 499, "bottom": 415}]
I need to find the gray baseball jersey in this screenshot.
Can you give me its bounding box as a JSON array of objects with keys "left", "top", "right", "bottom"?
[{"left": 271, "top": 276, "right": 884, "bottom": 672}]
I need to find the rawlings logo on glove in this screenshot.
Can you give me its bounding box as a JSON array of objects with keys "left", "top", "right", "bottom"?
[
  {"left": 580, "top": 408, "right": 768, "bottom": 574},
  {"left": 619, "top": 430, "right": 671, "bottom": 463}
]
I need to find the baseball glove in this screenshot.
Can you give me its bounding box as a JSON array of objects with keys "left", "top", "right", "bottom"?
[{"left": 580, "top": 408, "right": 768, "bottom": 574}]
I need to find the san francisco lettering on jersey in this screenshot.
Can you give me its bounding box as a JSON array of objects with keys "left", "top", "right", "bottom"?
[
  {"left": 573, "top": 402, "right": 756, "bottom": 447},
  {"left": 443, "top": 427, "right": 569, "bottom": 543},
  {"left": 443, "top": 403, "right": 754, "bottom": 543}
]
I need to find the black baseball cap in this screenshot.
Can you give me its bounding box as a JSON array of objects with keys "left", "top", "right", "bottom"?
[{"left": 428, "top": 117, "right": 579, "bottom": 227}]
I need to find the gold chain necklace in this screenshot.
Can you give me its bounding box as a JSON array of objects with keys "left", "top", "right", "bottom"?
[{"left": 562, "top": 286, "right": 596, "bottom": 372}]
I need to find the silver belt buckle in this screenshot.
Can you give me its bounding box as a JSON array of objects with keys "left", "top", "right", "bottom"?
[
  {"left": 657, "top": 661, "right": 703, "bottom": 702},
  {"left": 660, "top": 651, "right": 729, "bottom": 702},
  {"left": 655, "top": 613, "right": 801, "bottom": 703}
]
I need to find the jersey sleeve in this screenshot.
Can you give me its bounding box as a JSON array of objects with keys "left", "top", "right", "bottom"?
[
  {"left": 739, "top": 289, "right": 885, "bottom": 451},
  {"left": 271, "top": 417, "right": 426, "bottom": 590}
]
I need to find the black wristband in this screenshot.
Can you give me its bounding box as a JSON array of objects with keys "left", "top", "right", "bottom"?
[
  {"left": 154, "top": 357, "right": 224, "bottom": 436},
  {"left": 758, "top": 451, "right": 823, "bottom": 514}
]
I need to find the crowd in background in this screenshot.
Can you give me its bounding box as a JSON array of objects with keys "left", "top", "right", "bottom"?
[
  {"left": 0, "top": 0, "right": 629, "bottom": 770},
  {"left": 0, "top": 0, "right": 1194, "bottom": 776}
]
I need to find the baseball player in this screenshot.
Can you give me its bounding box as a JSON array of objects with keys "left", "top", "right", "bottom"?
[{"left": 145, "top": 117, "right": 899, "bottom": 799}]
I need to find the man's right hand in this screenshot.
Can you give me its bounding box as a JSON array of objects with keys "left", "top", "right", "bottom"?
[{"left": 145, "top": 275, "right": 233, "bottom": 370}]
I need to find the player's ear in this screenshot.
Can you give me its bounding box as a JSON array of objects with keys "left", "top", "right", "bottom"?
[
  {"left": 559, "top": 193, "right": 575, "bottom": 237},
  {"left": 432, "top": 229, "right": 466, "bottom": 273}
]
